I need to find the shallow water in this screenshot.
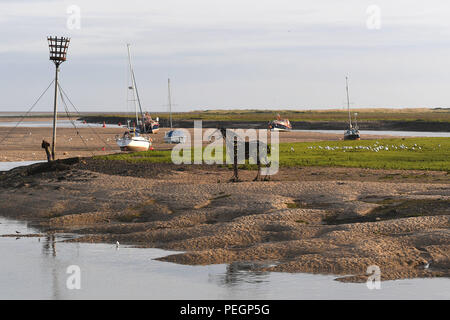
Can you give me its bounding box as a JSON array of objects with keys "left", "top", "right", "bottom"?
[
  {"left": 0, "top": 216, "right": 449, "bottom": 300},
  {"left": 291, "top": 129, "right": 450, "bottom": 137},
  {"left": 1, "top": 163, "right": 449, "bottom": 300},
  {"left": 0, "top": 120, "right": 117, "bottom": 128},
  {"left": 0, "top": 120, "right": 448, "bottom": 137},
  {"left": 0, "top": 161, "right": 45, "bottom": 171}
]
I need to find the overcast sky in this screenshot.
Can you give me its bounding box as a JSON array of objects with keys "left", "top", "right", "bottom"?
[{"left": 1, "top": 0, "right": 450, "bottom": 112}]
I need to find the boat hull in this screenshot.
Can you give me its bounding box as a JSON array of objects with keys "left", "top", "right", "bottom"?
[
  {"left": 270, "top": 126, "right": 291, "bottom": 132},
  {"left": 141, "top": 123, "right": 159, "bottom": 134},
  {"left": 117, "top": 137, "right": 151, "bottom": 152},
  {"left": 344, "top": 131, "right": 361, "bottom": 140},
  {"left": 344, "top": 135, "right": 360, "bottom": 140},
  {"left": 164, "top": 130, "right": 187, "bottom": 144},
  {"left": 269, "top": 121, "right": 292, "bottom": 132}
]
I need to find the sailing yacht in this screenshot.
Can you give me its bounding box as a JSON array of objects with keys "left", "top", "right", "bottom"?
[
  {"left": 143, "top": 112, "right": 160, "bottom": 134},
  {"left": 163, "top": 78, "right": 187, "bottom": 144},
  {"left": 117, "top": 129, "right": 151, "bottom": 152},
  {"left": 116, "top": 44, "right": 151, "bottom": 152},
  {"left": 343, "top": 76, "right": 360, "bottom": 140},
  {"left": 269, "top": 114, "right": 292, "bottom": 131}
]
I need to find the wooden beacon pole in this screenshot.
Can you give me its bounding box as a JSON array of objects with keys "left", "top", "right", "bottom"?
[
  {"left": 47, "top": 36, "right": 70, "bottom": 161},
  {"left": 51, "top": 65, "right": 59, "bottom": 160}
]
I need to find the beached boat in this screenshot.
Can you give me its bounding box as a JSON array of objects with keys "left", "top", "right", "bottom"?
[
  {"left": 116, "top": 44, "right": 152, "bottom": 151},
  {"left": 164, "top": 129, "right": 187, "bottom": 144},
  {"left": 124, "top": 44, "right": 159, "bottom": 134},
  {"left": 143, "top": 112, "right": 159, "bottom": 134},
  {"left": 163, "top": 78, "right": 187, "bottom": 144},
  {"left": 344, "top": 127, "right": 360, "bottom": 140},
  {"left": 343, "top": 77, "right": 360, "bottom": 140},
  {"left": 116, "top": 129, "right": 151, "bottom": 152},
  {"left": 269, "top": 114, "right": 292, "bottom": 131}
]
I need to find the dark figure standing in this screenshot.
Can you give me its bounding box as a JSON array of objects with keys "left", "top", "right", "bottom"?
[{"left": 41, "top": 140, "right": 52, "bottom": 162}]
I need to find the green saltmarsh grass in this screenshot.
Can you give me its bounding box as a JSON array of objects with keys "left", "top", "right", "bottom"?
[
  {"left": 83, "top": 108, "right": 450, "bottom": 123},
  {"left": 279, "top": 137, "right": 449, "bottom": 171},
  {"left": 98, "top": 137, "right": 449, "bottom": 171}
]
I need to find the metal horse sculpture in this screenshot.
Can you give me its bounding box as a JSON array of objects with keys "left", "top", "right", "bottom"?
[{"left": 217, "top": 127, "right": 271, "bottom": 182}]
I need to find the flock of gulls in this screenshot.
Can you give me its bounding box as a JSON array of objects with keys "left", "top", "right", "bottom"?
[{"left": 305, "top": 142, "right": 438, "bottom": 153}]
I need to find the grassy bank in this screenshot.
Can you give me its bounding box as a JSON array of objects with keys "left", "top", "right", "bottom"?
[
  {"left": 279, "top": 137, "right": 449, "bottom": 171},
  {"left": 171, "top": 108, "right": 450, "bottom": 122},
  {"left": 98, "top": 137, "right": 450, "bottom": 171}
]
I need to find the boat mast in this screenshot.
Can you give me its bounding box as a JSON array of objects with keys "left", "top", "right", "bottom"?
[
  {"left": 127, "top": 44, "right": 138, "bottom": 128},
  {"left": 345, "top": 76, "right": 352, "bottom": 129},
  {"left": 127, "top": 44, "right": 146, "bottom": 131},
  {"left": 168, "top": 78, "right": 173, "bottom": 130}
]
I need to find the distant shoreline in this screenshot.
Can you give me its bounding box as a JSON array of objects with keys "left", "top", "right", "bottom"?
[
  {"left": 79, "top": 116, "right": 450, "bottom": 132},
  {"left": 1, "top": 107, "right": 449, "bottom": 132}
]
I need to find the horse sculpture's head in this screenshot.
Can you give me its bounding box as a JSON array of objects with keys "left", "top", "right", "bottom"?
[
  {"left": 217, "top": 127, "right": 227, "bottom": 138},
  {"left": 207, "top": 127, "right": 227, "bottom": 141}
]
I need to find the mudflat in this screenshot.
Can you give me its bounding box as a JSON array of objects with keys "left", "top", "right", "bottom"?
[
  {"left": 0, "top": 126, "right": 401, "bottom": 162},
  {"left": 0, "top": 158, "right": 448, "bottom": 282}
]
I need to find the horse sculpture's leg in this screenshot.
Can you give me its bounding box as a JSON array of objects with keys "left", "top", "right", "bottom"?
[
  {"left": 263, "top": 161, "right": 271, "bottom": 181},
  {"left": 254, "top": 159, "right": 261, "bottom": 181},
  {"left": 253, "top": 142, "right": 261, "bottom": 181},
  {"left": 262, "top": 142, "right": 271, "bottom": 181},
  {"left": 231, "top": 139, "right": 240, "bottom": 182},
  {"left": 222, "top": 129, "right": 239, "bottom": 182}
]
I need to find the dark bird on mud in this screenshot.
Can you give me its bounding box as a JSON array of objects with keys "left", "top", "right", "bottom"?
[{"left": 15, "top": 231, "right": 20, "bottom": 234}]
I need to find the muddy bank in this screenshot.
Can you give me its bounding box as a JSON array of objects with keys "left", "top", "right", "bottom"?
[
  {"left": 0, "top": 159, "right": 448, "bottom": 282},
  {"left": 0, "top": 126, "right": 122, "bottom": 162},
  {"left": 0, "top": 126, "right": 395, "bottom": 162},
  {"left": 79, "top": 116, "right": 450, "bottom": 132}
]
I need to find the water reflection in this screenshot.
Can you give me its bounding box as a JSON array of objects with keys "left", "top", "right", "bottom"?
[
  {"left": 51, "top": 254, "right": 61, "bottom": 300},
  {"left": 42, "top": 234, "right": 57, "bottom": 257},
  {"left": 291, "top": 129, "right": 450, "bottom": 137},
  {"left": 0, "top": 120, "right": 115, "bottom": 128},
  {"left": 1, "top": 216, "right": 449, "bottom": 299},
  {"left": 0, "top": 161, "right": 45, "bottom": 171},
  {"left": 213, "top": 261, "right": 272, "bottom": 287}
]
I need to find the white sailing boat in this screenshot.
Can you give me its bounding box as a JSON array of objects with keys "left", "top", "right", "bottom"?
[
  {"left": 343, "top": 76, "right": 360, "bottom": 140},
  {"left": 116, "top": 130, "right": 151, "bottom": 152},
  {"left": 116, "top": 44, "right": 151, "bottom": 152},
  {"left": 164, "top": 78, "right": 187, "bottom": 144}
]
